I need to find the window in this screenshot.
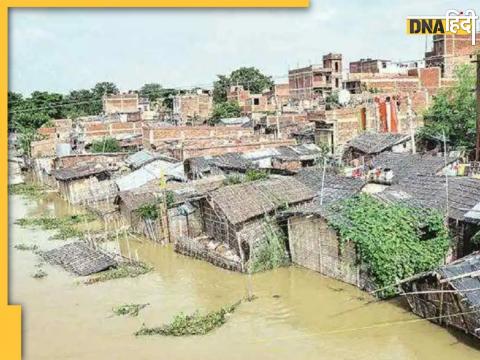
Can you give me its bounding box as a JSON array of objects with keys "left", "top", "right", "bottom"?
[
  {"left": 335, "top": 62, "right": 339, "bottom": 72},
  {"left": 335, "top": 78, "right": 339, "bottom": 88},
  {"left": 253, "top": 98, "right": 260, "bottom": 105},
  {"left": 382, "top": 62, "right": 387, "bottom": 68}
]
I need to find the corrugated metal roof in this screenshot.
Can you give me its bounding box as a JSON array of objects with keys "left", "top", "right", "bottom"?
[
  {"left": 125, "top": 150, "right": 155, "bottom": 169},
  {"left": 115, "top": 159, "right": 185, "bottom": 192}
]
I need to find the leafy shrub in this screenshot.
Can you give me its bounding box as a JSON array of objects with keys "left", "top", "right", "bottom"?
[
  {"left": 248, "top": 217, "right": 290, "bottom": 273},
  {"left": 245, "top": 169, "right": 268, "bottom": 182},
  {"left": 91, "top": 137, "right": 121, "bottom": 153},
  {"left": 327, "top": 194, "right": 450, "bottom": 297}
]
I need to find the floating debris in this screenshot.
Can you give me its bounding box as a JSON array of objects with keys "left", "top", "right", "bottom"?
[
  {"left": 14, "top": 243, "right": 38, "bottom": 251},
  {"left": 9, "top": 183, "right": 45, "bottom": 199},
  {"left": 85, "top": 262, "right": 152, "bottom": 284},
  {"left": 15, "top": 214, "right": 96, "bottom": 240},
  {"left": 135, "top": 300, "right": 241, "bottom": 336},
  {"left": 32, "top": 269, "right": 47, "bottom": 279},
  {"left": 41, "top": 242, "right": 117, "bottom": 276},
  {"left": 112, "top": 303, "right": 149, "bottom": 317}
]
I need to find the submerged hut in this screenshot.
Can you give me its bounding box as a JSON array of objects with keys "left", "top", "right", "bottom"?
[
  {"left": 53, "top": 165, "right": 116, "bottom": 204},
  {"left": 176, "top": 176, "right": 315, "bottom": 272},
  {"left": 400, "top": 252, "right": 480, "bottom": 339},
  {"left": 288, "top": 170, "right": 368, "bottom": 287}
]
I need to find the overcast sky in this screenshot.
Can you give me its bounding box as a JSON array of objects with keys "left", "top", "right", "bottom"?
[{"left": 8, "top": 0, "right": 479, "bottom": 95}]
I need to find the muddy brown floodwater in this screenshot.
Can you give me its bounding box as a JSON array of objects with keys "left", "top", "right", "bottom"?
[{"left": 9, "top": 193, "right": 480, "bottom": 360}]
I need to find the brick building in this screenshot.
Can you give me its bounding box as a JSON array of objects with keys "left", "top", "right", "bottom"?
[
  {"left": 173, "top": 91, "right": 213, "bottom": 125},
  {"left": 349, "top": 58, "right": 423, "bottom": 74},
  {"left": 226, "top": 85, "right": 276, "bottom": 115},
  {"left": 103, "top": 93, "right": 139, "bottom": 114},
  {"left": 288, "top": 53, "right": 343, "bottom": 99},
  {"left": 425, "top": 33, "right": 480, "bottom": 77},
  {"left": 142, "top": 123, "right": 254, "bottom": 150}
]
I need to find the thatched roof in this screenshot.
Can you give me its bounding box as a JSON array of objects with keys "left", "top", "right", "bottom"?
[
  {"left": 53, "top": 165, "right": 108, "bottom": 181},
  {"left": 208, "top": 176, "right": 315, "bottom": 225},
  {"left": 346, "top": 132, "right": 410, "bottom": 155},
  {"left": 41, "top": 242, "right": 117, "bottom": 276},
  {"left": 375, "top": 175, "right": 480, "bottom": 222},
  {"left": 372, "top": 152, "right": 456, "bottom": 182}
]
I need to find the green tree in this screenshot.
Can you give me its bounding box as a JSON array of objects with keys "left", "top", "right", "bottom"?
[
  {"left": 209, "top": 101, "right": 242, "bottom": 124},
  {"left": 91, "top": 137, "right": 121, "bottom": 153},
  {"left": 63, "top": 89, "right": 99, "bottom": 118},
  {"left": 213, "top": 67, "right": 274, "bottom": 104},
  {"left": 420, "top": 64, "right": 476, "bottom": 150},
  {"left": 139, "top": 83, "right": 164, "bottom": 102},
  {"left": 92, "top": 82, "right": 119, "bottom": 98}
]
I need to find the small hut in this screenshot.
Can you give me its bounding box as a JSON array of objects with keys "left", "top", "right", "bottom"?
[
  {"left": 343, "top": 132, "right": 411, "bottom": 163},
  {"left": 400, "top": 252, "right": 480, "bottom": 339},
  {"left": 287, "top": 171, "right": 368, "bottom": 287},
  {"left": 53, "top": 165, "right": 114, "bottom": 204},
  {"left": 182, "top": 176, "right": 315, "bottom": 271}
]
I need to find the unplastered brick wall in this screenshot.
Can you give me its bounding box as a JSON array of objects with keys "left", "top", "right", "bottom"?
[
  {"left": 174, "top": 93, "right": 213, "bottom": 123},
  {"left": 143, "top": 125, "right": 255, "bottom": 148},
  {"left": 81, "top": 121, "right": 143, "bottom": 141},
  {"left": 103, "top": 94, "right": 139, "bottom": 114},
  {"left": 31, "top": 139, "right": 56, "bottom": 158},
  {"left": 418, "top": 67, "right": 441, "bottom": 90},
  {"left": 54, "top": 153, "right": 128, "bottom": 169}
]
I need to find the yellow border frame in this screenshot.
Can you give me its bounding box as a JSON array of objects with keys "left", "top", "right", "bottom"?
[{"left": 0, "top": 1, "right": 309, "bottom": 359}]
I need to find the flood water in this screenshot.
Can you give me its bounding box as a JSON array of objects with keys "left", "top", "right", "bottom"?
[{"left": 9, "top": 193, "right": 480, "bottom": 360}]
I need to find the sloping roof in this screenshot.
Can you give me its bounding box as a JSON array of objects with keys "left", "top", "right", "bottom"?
[
  {"left": 53, "top": 165, "right": 108, "bottom": 181},
  {"left": 208, "top": 177, "right": 315, "bottom": 225},
  {"left": 291, "top": 168, "right": 366, "bottom": 217},
  {"left": 274, "top": 144, "right": 323, "bottom": 161},
  {"left": 347, "top": 132, "right": 410, "bottom": 154},
  {"left": 115, "top": 159, "right": 185, "bottom": 192},
  {"left": 295, "top": 167, "right": 366, "bottom": 195},
  {"left": 407, "top": 252, "right": 480, "bottom": 308},
  {"left": 124, "top": 150, "right": 156, "bottom": 169},
  {"left": 187, "top": 144, "right": 323, "bottom": 175},
  {"left": 41, "top": 242, "right": 117, "bottom": 276},
  {"left": 437, "top": 252, "right": 480, "bottom": 308},
  {"left": 372, "top": 152, "right": 454, "bottom": 182},
  {"left": 376, "top": 175, "right": 480, "bottom": 222},
  {"left": 116, "top": 175, "right": 225, "bottom": 211}
]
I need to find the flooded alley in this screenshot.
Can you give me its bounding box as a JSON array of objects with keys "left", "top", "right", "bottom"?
[{"left": 8, "top": 193, "right": 480, "bottom": 360}]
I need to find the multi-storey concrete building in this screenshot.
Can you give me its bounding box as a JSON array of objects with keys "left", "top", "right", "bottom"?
[{"left": 288, "top": 53, "right": 343, "bottom": 100}]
